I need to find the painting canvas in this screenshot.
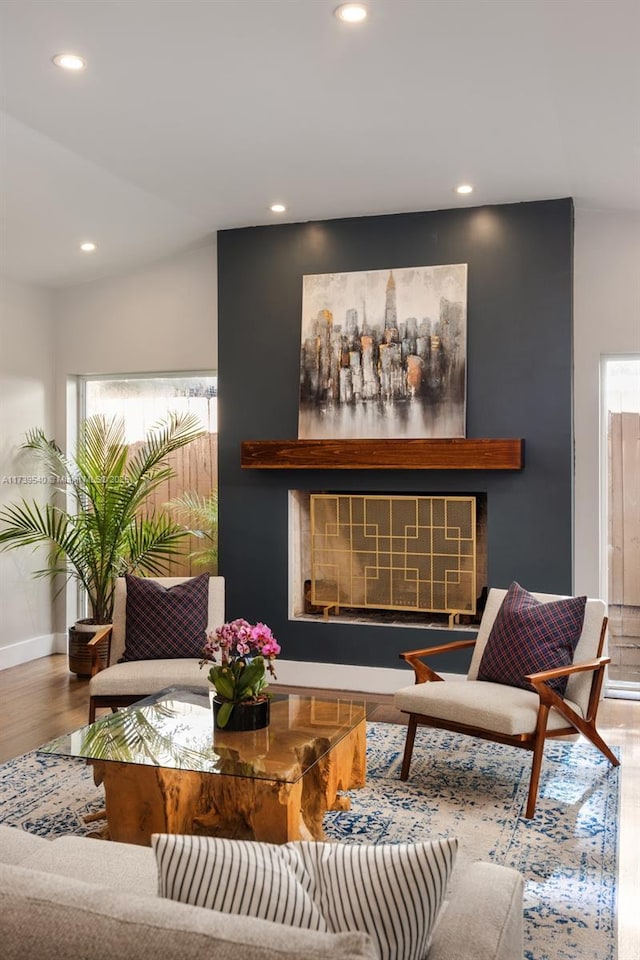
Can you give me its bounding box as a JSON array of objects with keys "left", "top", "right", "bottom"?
[{"left": 298, "top": 263, "right": 467, "bottom": 439}]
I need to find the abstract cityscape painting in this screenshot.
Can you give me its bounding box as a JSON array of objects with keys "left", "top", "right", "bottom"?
[{"left": 298, "top": 264, "right": 467, "bottom": 439}]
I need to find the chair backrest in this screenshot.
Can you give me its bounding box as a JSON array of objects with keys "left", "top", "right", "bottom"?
[
  {"left": 109, "top": 575, "right": 225, "bottom": 665},
  {"left": 467, "top": 587, "right": 607, "bottom": 715}
]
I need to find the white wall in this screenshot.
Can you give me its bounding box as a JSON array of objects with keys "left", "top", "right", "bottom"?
[
  {"left": 53, "top": 240, "right": 216, "bottom": 383},
  {"left": 0, "top": 279, "right": 56, "bottom": 666},
  {"left": 49, "top": 241, "right": 217, "bottom": 633},
  {"left": 573, "top": 209, "right": 640, "bottom": 598}
]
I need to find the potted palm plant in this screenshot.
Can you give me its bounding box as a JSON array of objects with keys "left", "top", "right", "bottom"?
[
  {"left": 167, "top": 491, "right": 218, "bottom": 572},
  {"left": 0, "top": 411, "right": 205, "bottom": 675}
]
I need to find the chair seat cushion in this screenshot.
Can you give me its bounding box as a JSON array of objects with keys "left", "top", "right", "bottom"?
[
  {"left": 89, "top": 658, "right": 209, "bottom": 697},
  {"left": 393, "top": 680, "right": 583, "bottom": 736}
]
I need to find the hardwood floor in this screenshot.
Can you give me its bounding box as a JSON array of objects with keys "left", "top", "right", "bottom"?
[{"left": 1, "top": 654, "right": 638, "bottom": 958}]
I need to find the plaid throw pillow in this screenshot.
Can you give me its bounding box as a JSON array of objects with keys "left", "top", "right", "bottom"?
[
  {"left": 119, "top": 574, "right": 210, "bottom": 662},
  {"left": 477, "top": 581, "right": 586, "bottom": 696}
]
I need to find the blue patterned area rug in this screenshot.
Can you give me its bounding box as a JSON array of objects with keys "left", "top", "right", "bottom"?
[{"left": 0, "top": 722, "right": 618, "bottom": 960}]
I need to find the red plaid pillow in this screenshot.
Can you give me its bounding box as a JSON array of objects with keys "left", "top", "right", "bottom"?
[
  {"left": 477, "top": 582, "right": 586, "bottom": 695},
  {"left": 119, "top": 573, "right": 210, "bottom": 662}
]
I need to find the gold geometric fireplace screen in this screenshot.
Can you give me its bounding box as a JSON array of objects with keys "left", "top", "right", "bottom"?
[{"left": 310, "top": 494, "right": 476, "bottom": 625}]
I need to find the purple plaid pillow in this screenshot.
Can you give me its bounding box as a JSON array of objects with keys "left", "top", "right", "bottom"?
[
  {"left": 119, "top": 573, "right": 210, "bottom": 662},
  {"left": 477, "top": 582, "right": 586, "bottom": 696}
]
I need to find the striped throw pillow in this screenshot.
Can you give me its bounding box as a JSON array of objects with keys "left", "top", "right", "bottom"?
[
  {"left": 153, "top": 834, "right": 457, "bottom": 960},
  {"left": 295, "top": 839, "right": 458, "bottom": 960},
  {"left": 152, "top": 834, "right": 327, "bottom": 931}
]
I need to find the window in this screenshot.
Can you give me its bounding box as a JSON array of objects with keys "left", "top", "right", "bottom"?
[{"left": 80, "top": 373, "right": 218, "bottom": 577}]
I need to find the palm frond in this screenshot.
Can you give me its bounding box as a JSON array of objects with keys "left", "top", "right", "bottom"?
[
  {"left": 23, "top": 429, "right": 75, "bottom": 483},
  {"left": 75, "top": 415, "right": 128, "bottom": 484},
  {"left": 124, "top": 514, "right": 190, "bottom": 576},
  {"left": 166, "top": 490, "right": 218, "bottom": 568},
  {"left": 168, "top": 491, "right": 218, "bottom": 530},
  {"left": 65, "top": 704, "right": 212, "bottom": 770},
  {"left": 0, "top": 412, "right": 205, "bottom": 622},
  {"left": 126, "top": 412, "right": 204, "bottom": 484}
]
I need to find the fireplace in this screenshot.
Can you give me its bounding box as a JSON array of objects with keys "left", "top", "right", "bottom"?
[{"left": 290, "top": 491, "right": 487, "bottom": 630}]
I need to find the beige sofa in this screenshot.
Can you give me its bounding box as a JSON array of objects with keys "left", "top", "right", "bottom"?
[{"left": 0, "top": 825, "right": 523, "bottom": 960}]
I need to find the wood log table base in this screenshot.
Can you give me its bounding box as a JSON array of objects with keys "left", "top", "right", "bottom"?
[{"left": 90, "top": 719, "right": 366, "bottom": 846}]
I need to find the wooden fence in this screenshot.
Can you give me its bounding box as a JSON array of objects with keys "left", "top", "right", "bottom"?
[
  {"left": 130, "top": 432, "right": 218, "bottom": 577},
  {"left": 608, "top": 412, "right": 640, "bottom": 682}
]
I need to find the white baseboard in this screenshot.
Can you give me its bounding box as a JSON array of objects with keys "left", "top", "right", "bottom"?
[
  {"left": 0, "top": 644, "right": 464, "bottom": 692},
  {"left": 0, "top": 632, "right": 67, "bottom": 670},
  {"left": 274, "top": 659, "right": 462, "bottom": 695},
  {"left": 605, "top": 679, "right": 640, "bottom": 700}
]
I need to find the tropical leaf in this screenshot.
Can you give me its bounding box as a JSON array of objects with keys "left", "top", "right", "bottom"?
[
  {"left": 126, "top": 412, "right": 204, "bottom": 485},
  {"left": 215, "top": 701, "right": 235, "bottom": 728},
  {"left": 234, "top": 657, "right": 267, "bottom": 698},
  {"left": 166, "top": 490, "right": 218, "bottom": 568},
  {"left": 0, "top": 412, "right": 205, "bottom": 622},
  {"left": 209, "top": 667, "right": 236, "bottom": 701},
  {"left": 77, "top": 703, "right": 210, "bottom": 769}
]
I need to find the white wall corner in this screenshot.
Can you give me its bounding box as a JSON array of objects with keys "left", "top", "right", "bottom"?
[{"left": 0, "top": 633, "right": 64, "bottom": 671}]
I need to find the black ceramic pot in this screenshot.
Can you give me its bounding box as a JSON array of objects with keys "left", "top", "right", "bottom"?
[{"left": 212, "top": 696, "right": 270, "bottom": 731}]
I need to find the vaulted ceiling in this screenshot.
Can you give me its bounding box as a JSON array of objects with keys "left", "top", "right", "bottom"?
[{"left": 1, "top": 0, "right": 638, "bottom": 288}]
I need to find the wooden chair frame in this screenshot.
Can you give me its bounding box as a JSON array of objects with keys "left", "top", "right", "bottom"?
[
  {"left": 86, "top": 625, "right": 138, "bottom": 723},
  {"left": 398, "top": 617, "right": 620, "bottom": 818}
]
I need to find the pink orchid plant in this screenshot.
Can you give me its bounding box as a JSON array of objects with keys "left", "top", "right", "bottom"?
[{"left": 201, "top": 619, "right": 281, "bottom": 728}]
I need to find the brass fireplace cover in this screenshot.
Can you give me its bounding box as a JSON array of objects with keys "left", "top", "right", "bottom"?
[{"left": 310, "top": 494, "right": 476, "bottom": 617}]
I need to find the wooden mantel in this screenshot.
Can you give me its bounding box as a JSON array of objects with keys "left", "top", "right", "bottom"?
[{"left": 241, "top": 438, "right": 524, "bottom": 471}]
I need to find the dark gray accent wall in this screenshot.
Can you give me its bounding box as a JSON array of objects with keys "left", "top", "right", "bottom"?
[{"left": 217, "top": 199, "right": 574, "bottom": 672}]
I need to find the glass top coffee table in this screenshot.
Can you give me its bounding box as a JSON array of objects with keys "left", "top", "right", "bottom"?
[{"left": 40, "top": 686, "right": 367, "bottom": 846}]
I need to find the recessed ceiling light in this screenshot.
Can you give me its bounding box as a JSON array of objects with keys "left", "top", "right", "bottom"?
[
  {"left": 80, "top": 242, "right": 96, "bottom": 253},
  {"left": 270, "top": 203, "right": 286, "bottom": 213},
  {"left": 334, "top": 3, "right": 368, "bottom": 24},
  {"left": 455, "top": 184, "right": 474, "bottom": 195},
  {"left": 52, "top": 53, "right": 87, "bottom": 71}
]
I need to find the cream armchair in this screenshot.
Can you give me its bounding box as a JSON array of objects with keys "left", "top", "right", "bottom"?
[
  {"left": 394, "top": 586, "right": 619, "bottom": 818},
  {"left": 87, "top": 576, "right": 224, "bottom": 722}
]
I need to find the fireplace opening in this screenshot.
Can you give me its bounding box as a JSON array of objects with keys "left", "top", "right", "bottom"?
[{"left": 289, "top": 491, "right": 487, "bottom": 630}]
